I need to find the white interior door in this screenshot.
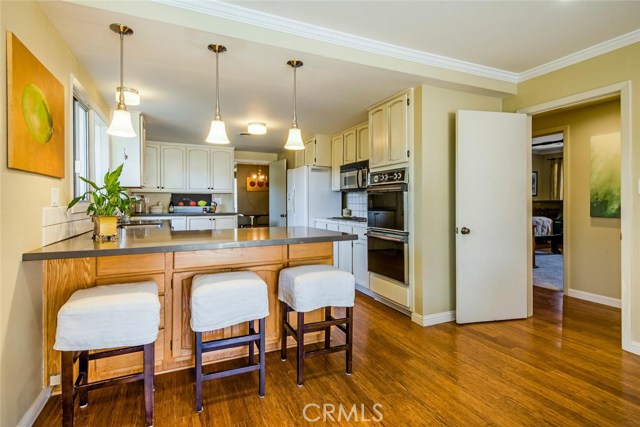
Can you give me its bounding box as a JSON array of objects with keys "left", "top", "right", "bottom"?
[
  {"left": 269, "top": 159, "right": 287, "bottom": 227},
  {"left": 456, "top": 110, "right": 529, "bottom": 324}
]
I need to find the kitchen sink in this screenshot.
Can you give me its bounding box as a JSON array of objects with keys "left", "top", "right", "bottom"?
[{"left": 118, "top": 220, "right": 164, "bottom": 228}]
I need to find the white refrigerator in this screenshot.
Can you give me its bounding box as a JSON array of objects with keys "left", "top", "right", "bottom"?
[{"left": 287, "top": 166, "right": 340, "bottom": 227}]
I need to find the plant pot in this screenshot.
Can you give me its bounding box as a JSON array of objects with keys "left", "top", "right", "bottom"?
[{"left": 93, "top": 215, "right": 118, "bottom": 240}]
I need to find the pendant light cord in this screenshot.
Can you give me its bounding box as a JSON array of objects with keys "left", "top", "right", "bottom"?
[
  {"left": 291, "top": 63, "right": 298, "bottom": 128},
  {"left": 118, "top": 30, "right": 125, "bottom": 107},
  {"left": 215, "top": 51, "right": 221, "bottom": 121}
]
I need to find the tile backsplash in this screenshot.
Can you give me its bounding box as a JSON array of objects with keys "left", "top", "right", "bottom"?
[{"left": 345, "top": 191, "right": 367, "bottom": 217}]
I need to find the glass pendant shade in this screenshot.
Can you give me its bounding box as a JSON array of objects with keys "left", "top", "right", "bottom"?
[
  {"left": 108, "top": 109, "right": 136, "bottom": 137},
  {"left": 284, "top": 127, "right": 304, "bottom": 150},
  {"left": 206, "top": 119, "right": 230, "bottom": 144},
  {"left": 115, "top": 87, "right": 140, "bottom": 105}
]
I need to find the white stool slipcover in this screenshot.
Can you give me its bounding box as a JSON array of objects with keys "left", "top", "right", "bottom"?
[
  {"left": 278, "top": 265, "right": 355, "bottom": 312},
  {"left": 190, "top": 271, "right": 269, "bottom": 332},
  {"left": 54, "top": 281, "right": 160, "bottom": 351}
]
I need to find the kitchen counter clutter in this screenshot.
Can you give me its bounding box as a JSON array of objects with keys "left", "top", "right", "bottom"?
[
  {"left": 24, "top": 224, "right": 356, "bottom": 389},
  {"left": 133, "top": 212, "right": 238, "bottom": 217}
]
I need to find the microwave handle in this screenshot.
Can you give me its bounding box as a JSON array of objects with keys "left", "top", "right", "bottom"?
[{"left": 356, "top": 169, "right": 362, "bottom": 188}]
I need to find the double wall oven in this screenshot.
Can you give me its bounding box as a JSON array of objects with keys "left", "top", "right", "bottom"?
[{"left": 367, "top": 168, "right": 409, "bottom": 287}]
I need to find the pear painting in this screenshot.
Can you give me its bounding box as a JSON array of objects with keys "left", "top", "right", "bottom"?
[
  {"left": 7, "top": 32, "right": 64, "bottom": 178},
  {"left": 22, "top": 83, "right": 54, "bottom": 144}
]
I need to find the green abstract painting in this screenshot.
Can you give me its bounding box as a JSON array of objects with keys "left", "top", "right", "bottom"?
[{"left": 590, "top": 133, "right": 620, "bottom": 218}]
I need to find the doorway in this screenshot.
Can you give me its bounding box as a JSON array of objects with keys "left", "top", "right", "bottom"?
[
  {"left": 520, "top": 82, "right": 632, "bottom": 353},
  {"left": 235, "top": 162, "right": 270, "bottom": 228}
]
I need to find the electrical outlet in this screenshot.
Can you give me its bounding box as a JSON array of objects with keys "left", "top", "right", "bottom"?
[
  {"left": 50, "top": 374, "right": 61, "bottom": 386},
  {"left": 51, "top": 187, "right": 60, "bottom": 207}
]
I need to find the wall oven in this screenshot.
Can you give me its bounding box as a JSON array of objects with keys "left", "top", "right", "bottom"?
[
  {"left": 366, "top": 168, "right": 409, "bottom": 287},
  {"left": 340, "top": 161, "right": 368, "bottom": 191}
]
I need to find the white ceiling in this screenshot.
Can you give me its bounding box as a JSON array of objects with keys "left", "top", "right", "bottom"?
[{"left": 39, "top": 1, "right": 640, "bottom": 153}]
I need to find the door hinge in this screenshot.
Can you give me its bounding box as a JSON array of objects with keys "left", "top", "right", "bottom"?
[
  {"left": 407, "top": 98, "right": 410, "bottom": 106},
  {"left": 170, "top": 278, "right": 173, "bottom": 290},
  {"left": 407, "top": 150, "right": 410, "bottom": 158},
  {"left": 170, "top": 339, "right": 173, "bottom": 351}
]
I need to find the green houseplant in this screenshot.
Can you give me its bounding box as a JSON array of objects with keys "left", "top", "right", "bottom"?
[{"left": 68, "top": 164, "right": 131, "bottom": 239}]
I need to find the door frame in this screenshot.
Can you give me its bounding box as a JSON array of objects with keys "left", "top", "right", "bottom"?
[{"left": 518, "top": 81, "right": 634, "bottom": 354}]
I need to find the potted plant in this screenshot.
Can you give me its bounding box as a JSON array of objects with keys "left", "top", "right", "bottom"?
[{"left": 68, "top": 164, "right": 131, "bottom": 240}]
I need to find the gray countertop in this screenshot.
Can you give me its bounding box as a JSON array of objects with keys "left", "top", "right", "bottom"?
[{"left": 22, "top": 224, "right": 356, "bottom": 261}]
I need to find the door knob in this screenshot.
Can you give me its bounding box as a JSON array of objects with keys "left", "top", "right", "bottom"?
[{"left": 461, "top": 227, "right": 470, "bottom": 235}]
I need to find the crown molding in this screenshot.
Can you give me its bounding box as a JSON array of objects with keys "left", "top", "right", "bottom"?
[
  {"left": 151, "top": 0, "right": 639, "bottom": 85},
  {"left": 152, "top": 0, "right": 519, "bottom": 84},
  {"left": 518, "top": 29, "right": 640, "bottom": 82}
]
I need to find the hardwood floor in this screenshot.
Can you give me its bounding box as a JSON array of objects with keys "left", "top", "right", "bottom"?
[{"left": 35, "top": 288, "right": 640, "bottom": 426}]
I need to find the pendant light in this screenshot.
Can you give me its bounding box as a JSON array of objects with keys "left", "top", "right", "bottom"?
[
  {"left": 107, "top": 24, "right": 136, "bottom": 138},
  {"left": 284, "top": 60, "right": 305, "bottom": 150},
  {"left": 205, "top": 44, "right": 230, "bottom": 144},
  {"left": 114, "top": 87, "right": 140, "bottom": 106}
]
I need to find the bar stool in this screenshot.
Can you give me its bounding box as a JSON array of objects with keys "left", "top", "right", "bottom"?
[
  {"left": 278, "top": 264, "right": 355, "bottom": 386},
  {"left": 190, "top": 271, "right": 269, "bottom": 413},
  {"left": 54, "top": 281, "right": 160, "bottom": 427}
]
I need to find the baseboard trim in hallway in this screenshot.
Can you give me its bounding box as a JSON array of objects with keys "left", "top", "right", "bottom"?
[
  {"left": 411, "top": 310, "right": 456, "bottom": 326},
  {"left": 18, "top": 387, "right": 50, "bottom": 427},
  {"left": 568, "top": 289, "right": 621, "bottom": 308}
]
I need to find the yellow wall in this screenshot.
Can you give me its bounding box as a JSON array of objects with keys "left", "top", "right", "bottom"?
[
  {"left": 533, "top": 100, "right": 621, "bottom": 299},
  {"left": 504, "top": 42, "right": 640, "bottom": 342},
  {"left": 0, "top": 2, "right": 108, "bottom": 424},
  {"left": 413, "top": 85, "right": 501, "bottom": 316},
  {"left": 532, "top": 152, "right": 563, "bottom": 201}
]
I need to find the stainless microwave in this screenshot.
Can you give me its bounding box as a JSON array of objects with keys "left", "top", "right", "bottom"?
[{"left": 340, "top": 161, "right": 368, "bottom": 191}]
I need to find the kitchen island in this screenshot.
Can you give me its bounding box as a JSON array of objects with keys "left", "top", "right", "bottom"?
[{"left": 23, "top": 224, "right": 356, "bottom": 387}]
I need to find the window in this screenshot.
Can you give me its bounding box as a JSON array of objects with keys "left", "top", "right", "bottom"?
[{"left": 73, "top": 94, "right": 90, "bottom": 198}]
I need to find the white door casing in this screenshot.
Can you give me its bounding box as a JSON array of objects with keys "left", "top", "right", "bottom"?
[{"left": 456, "top": 110, "right": 529, "bottom": 324}]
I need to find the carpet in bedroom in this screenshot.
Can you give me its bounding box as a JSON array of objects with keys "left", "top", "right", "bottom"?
[{"left": 534, "top": 252, "right": 564, "bottom": 291}]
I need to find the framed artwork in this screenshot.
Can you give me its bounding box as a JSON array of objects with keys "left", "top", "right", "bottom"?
[
  {"left": 7, "top": 32, "right": 65, "bottom": 178},
  {"left": 590, "top": 133, "right": 621, "bottom": 218},
  {"left": 532, "top": 171, "right": 538, "bottom": 197},
  {"left": 246, "top": 177, "right": 269, "bottom": 192}
]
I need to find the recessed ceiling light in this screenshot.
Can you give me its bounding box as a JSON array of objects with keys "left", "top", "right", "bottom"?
[{"left": 247, "top": 122, "right": 267, "bottom": 135}]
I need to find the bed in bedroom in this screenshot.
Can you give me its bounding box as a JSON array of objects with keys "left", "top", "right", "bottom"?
[{"left": 532, "top": 204, "right": 563, "bottom": 255}]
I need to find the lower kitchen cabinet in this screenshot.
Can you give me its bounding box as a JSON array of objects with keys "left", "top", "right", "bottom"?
[
  {"left": 315, "top": 219, "right": 367, "bottom": 288},
  {"left": 187, "top": 216, "right": 237, "bottom": 230},
  {"left": 338, "top": 224, "right": 353, "bottom": 273},
  {"left": 353, "top": 228, "right": 369, "bottom": 289}
]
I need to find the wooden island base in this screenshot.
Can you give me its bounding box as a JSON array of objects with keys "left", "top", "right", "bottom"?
[{"left": 43, "top": 242, "right": 333, "bottom": 390}]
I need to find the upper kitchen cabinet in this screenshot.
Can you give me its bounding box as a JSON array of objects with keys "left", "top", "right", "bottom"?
[
  {"left": 143, "top": 142, "right": 186, "bottom": 191},
  {"left": 331, "top": 134, "right": 344, "bottom": 191},
  {"left": 369, "top": 91, "right": 411, "bottom": 170},
  {"left": 356, "top": 123, "right": 369, "bottom": 162},
  {"left": 343, "top": 128, "right": 357, "bottom": 164},
  {"left": 110, "top": 111, "right": 145, "bottom": 187},
  {"left": 186, "top": 146, "right": 234, "bottom": 193},
  {"left": 304, "top": 134, "right": 331, "bottom": 167}
]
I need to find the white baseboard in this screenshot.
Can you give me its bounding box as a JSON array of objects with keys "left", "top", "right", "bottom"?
[
  {"left": 567, "top": 289, "right": 621, "bottom": 308},
  {"left": 17, "top": 387, "right": 51, "bottom": 427},
  {"left": 411, "top": 310, "right": 456, "bottom": 327},
  {"left": 623, "top": 340, "right": 640, "bottom": 356}
]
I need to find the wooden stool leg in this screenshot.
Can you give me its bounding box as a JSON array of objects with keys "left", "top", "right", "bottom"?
[
  {"left": 324, "top": 307, "right": 332, "bottom": 349},
  {"left": 195, "top": 332, "right": 203, "bottom": 413},
  {"left": 78, "top": 351, "right": 89, "bottom": 408},
  {"left": 248, "top": 320, "right": 255, "bottom": 365},
  {"left": 143, "top": 343, "right": 154, "bottom": 427},
  {"left": 280, "top": 301, "right": 288, "bottom": 361},
  {"left": 346, "top": 306, "right": 353, "bottom": 375},
  {"left": 61, "top": 351, "right": 75, "bottom": 427},
  {"left": 258, "top": 317, "right": 266, "bottom": 398},
  {"left": 296, "top": 311, "right": 305, "bottom": 387}
]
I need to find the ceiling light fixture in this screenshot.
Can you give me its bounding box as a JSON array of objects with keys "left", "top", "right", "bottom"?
[
  {"left": 115, "top": 87, "right": 140, "bottom": 106},
  {"left": 107, "top": 24, "right": 136, "bottom": 138},
  {"left": 284, "top": 59, "right": 305, "bottom": 150},
  {"left": 205, "top": 44, "right": 230, "bottom": 144},
  {"left": 247, "top": 122, "right": 267, "bottom": 135}
]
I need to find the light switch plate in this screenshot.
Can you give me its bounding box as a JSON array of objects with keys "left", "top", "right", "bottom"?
[{"left": 50, "top": 374, "right": 61, "bottom": 386}]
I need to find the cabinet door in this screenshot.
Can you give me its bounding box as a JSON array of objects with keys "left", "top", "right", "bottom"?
[
  {"left": 314, "top": 135, "right": 332, "bottom": 167},
  {"left": 213, "top": 217, "right": 236, "bottom": 229},
  {"left": 295, "top": 149, "right": 305, "bottom": 169},
  {"left": 343, "top": 129, "right": 357, "bottom": 164},
  {"left": 211, "top": 150, "right": 233, "bottom": 193},
  {"left": 369, "top": 106, "right": 386, "bottom": 168},
  {"left": 387, "top": 94, "right": 409, "bottom": 165},
  {"left": 110, "top": 113, "right": 143, "bottom": 187},
  {"left": 170, "top": 216, "right": 187, "bottom": 231},
  {"left": 161, "top": 146, "right": 186, "bottom": 191},
  {"left": 327, "top": 222, "right": 340, "bottom": 268},
  {"left": 304, "top": 138, "right": 315, "bottom": 166},
  {"left": 338, "top": 224, "right": 353, "bottom": 273},
  {"left": 331, "top": 134, "right": 343, "bottom": 191},
  {"left": 353, "top": 227, "right": 368, "bottom": 288},
  {"left": 187, "top": 148, "right": 211, "bottom": 191},
  {"left": 356, "top": 124, "right": 369, "bottom": 161},
  {"left": 143, "top": 144, "right": 161, "bottom": 190},
  {"left": 187, "top": 217, "right": 213, "bottom": 230}
]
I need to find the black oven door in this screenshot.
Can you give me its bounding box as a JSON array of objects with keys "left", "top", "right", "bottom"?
[
  {"left": 366, "top": 185, "right": 407, "bottom": 232},
  {"left": 367, "top": 229, "right": 409, "bottom": 286}
]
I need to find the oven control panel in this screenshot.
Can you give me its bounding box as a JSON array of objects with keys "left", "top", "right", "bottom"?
[{"left": 368, "top": 168, "right": 407, "bottom": 186}]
